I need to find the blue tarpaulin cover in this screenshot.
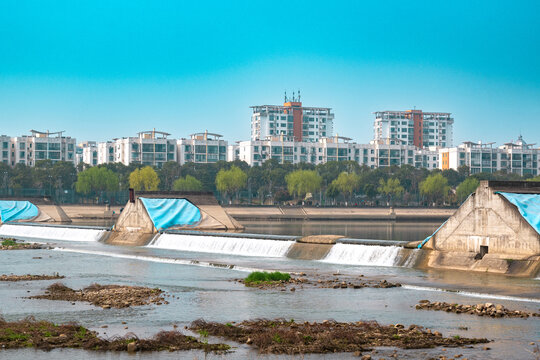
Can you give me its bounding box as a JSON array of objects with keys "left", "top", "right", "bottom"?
[
  {"left": 139, "top": 198, "right": 202, "bottom": 231},
  {"left": 0, "top": 201, "right": 39, "bottom": 223},
  {"left": 496, "top": 192, "right": 540, "bottom": 235}
]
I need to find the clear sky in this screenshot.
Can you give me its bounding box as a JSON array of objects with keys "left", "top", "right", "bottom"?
[{"left": 1, "top": 0, "right": 539, "bottom": 146}]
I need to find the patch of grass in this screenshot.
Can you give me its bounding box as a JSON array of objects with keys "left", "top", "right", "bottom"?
[
  {"left": 1, "top": 239, "right": 18, "bottom": 247},
  {"left": 225, "top": 323, "right": 233, "bottom": 328},
  {"left": 453, "top": 335, "right": 461, "bottom": 340},
  {"left": 272, "top": 334, "right": 282, "bottom": 343},
  {"left": 244, "top": 272, "right": 291, "bottom": 286}
]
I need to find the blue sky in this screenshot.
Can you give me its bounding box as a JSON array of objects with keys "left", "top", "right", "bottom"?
[{"left": 1, "top": 0, "right": 539, "bottom": 145}]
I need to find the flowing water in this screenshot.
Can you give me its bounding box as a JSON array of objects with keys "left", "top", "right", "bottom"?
[{"left": 0, "top": 222, "right": 538, "bottom": 359}]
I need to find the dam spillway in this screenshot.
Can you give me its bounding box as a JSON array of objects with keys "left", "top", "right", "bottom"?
[
  {"left": 148, "top": 233, "right": 295, "bottom": 258},
  {"left": 0, "top": 223, "right": 107, "bottom": 242}
]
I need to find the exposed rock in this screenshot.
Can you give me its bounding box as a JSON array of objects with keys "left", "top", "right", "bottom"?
[
  {"left": 30, "top": 283, "right": 166, "bottom": 308},
  {"left": 415, "top": 300, "right": 540, "bottom": 318},
  {"left": 0, "top": 273, "right": 64, "bottom": 282},
  {"left": 189, "top": 319, "right": 489, "bottom": 354}
]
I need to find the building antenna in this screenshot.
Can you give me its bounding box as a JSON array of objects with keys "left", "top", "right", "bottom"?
[
  {"left": 284, "top": 91, "right": 287, "bottom": 102},
  {"left": 298, "top": 89, "right": 301, "bottom": 102},
  {"left": 292, "top": 91, "right": 296, "bottom": 102}
]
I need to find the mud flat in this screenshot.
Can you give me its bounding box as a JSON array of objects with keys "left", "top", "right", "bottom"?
[
  {"left": 189, "top": 319, "right": 489, "bottom": 355},
  {"left": 0, "top": 274, "right": 64, "bottom": 282},
  {"left": 0, "top": 317, "right": 230, "bottom": 353},
  {"left": 30, "top": 283, "right": 167, "bottom": 309},
  {"left": 415, "top": 300, "right": 540, "bottom": 318}
]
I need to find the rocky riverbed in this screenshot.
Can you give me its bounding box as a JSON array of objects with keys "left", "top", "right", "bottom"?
[
  {"left": 189, "top": 318, "right": 489, "bottom": 355},
  {"left": 0, "top": 317, "right": 230, "bottom": 353},
  {"left": 415, "top": 300, "right": 540, "bottom": 318},
  {"left": 29, "top": 283, "right": 167, "bottom": 309},
  {"left": 0, "top": 238, "right": 47, "bottom": 250},
  {"left": 0, "top": 273, "right": 64, "bottom": 282},
  {"left": 235, "top": 273, "right": 401, "bottom": 291}
]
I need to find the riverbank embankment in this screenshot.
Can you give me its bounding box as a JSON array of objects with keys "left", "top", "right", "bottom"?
[
  {"left": 224, "top": 206, "right": 455, "bottom": 222},
  {"left": 52, "top": 205, "right": 455, "bottom": 224}
]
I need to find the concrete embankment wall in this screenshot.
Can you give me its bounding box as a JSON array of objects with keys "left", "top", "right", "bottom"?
[{"left": 225, "top": 206, "right": 455, "bottom": 222}]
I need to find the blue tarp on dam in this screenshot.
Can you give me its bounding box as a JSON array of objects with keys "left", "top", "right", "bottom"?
[
  {"left": 0, "top": 201, "right": 39, "bottom": 223},
  {"left": 497, "top": 192, "right": 540, "bottom": 235},
  {"left": 140, "top": 197, "right": 202, "bottom": 231}
]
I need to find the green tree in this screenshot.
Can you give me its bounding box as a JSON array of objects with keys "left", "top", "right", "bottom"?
[
  {"left": 159, "top": 161, "right": 181, "bottom": 190},
  {"left": 419, "top": 173, "right": 450, "bottom": 205},
  {"left": 527, "top": 175, "right": 540, "bottom": 182},
  {"left": 129, "top": 166, "right": 160, "bottom": 191},
  {"left": 173, "top": 175, "right": 203, "bottom": 191},
  {"left": 331, "top": 172, "right": 360, "bottom": 204},
  {"left": 285, "top": 169, "right": 322, "bottom": 199},
  {"left": 215, "top": 165, "right": 247, "bottom": 202},
  {"left": 75, "top": 167, "right": 119, "bottom": 194},
  {"left": 9, "top": 164, "right": 34, "bottom": 190},
  {"left": 456, "top": 177, "right": 480, "bottom": 203},
  {"left": 378, "top": 178, "right": 404, "bottom": 205}
]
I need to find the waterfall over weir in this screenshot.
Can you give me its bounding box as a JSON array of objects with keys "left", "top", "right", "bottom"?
[
  {"left": 322, "top": 243, "right": 414, "bottom": 267},
  {"left": 148, "top": 233, "right": 294, "bottom": 258},
  {"left": 0, "top": 224, "right": 106, "bottom": 242}
]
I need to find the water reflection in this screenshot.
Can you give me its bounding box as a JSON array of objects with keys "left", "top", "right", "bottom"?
[{"left": 242, "top": 220, "right": 440, "bottom": 241}]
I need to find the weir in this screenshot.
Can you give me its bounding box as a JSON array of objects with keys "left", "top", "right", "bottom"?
[
  {"left": 0, "top": 223, "right": 107, "bottom": 242},
  {"left": 148, "top": 233, "right": 294, "bottom": 258}
]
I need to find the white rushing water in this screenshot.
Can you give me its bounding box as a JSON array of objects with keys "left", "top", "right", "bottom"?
[
  {"left": 321, "top": 243, "right": 403, "bottom": 267},
  {"left": 401, "top": 284, "right": 540, "bottom": 303},
  {"left": 0, "top": 224, "right": 106, "bottom": 242},
  {"left": 148, "top": 233, "right": 294, "bottom": 258}
]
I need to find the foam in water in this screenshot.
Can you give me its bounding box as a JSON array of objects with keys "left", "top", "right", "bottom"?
[
  {"left": 0, "top": 224, "right": 106, "bottom": 242},
  {"left": 401, "top": 284, "right": 540, "bottom": 304},
  {"left": 148, "top": 233, "right": 294, "bottom": 258},
  {"left": 53, "top": 247, "right": 260, "bottom": 272},
  {"left": 321, "top": 243, "right": 403, "bottom": 267}
]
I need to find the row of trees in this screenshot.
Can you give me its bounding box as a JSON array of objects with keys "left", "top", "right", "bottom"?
[{"left": 1, "top": 159, "right": 539, "bottom": 206}]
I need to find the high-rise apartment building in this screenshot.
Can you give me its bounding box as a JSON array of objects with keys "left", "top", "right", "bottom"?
[
  {"left": 10, "top": 130, "right": 76, "bottom": 167},
  {"left": 250, "top": 92, "right": 334, "bottom": 142},
  {"left": 373, "top": 110, "right": 453, "bottom": 148}
]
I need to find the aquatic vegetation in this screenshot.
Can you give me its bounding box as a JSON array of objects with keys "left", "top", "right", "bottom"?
[
  {"left": 0, "top": 317, "right": 230, "bottom": 353},
  {"left": 244, "top": 271, "right": 291, "bottom": 286},
  {"left": 190, "top": 318, "right": 489, "bottom": 354}
]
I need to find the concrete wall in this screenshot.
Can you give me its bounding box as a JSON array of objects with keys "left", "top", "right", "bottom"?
[
  {"left": 428, "top": 181, "right": 540, "bottom": 258},
  {"left": 112, "top": 199, "right": 155, "bottom": 234}
]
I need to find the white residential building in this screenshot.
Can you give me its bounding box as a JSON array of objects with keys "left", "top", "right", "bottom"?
[
  {"left": 0, "top": 136, "right": 11, "bottom": 165},
  {"left": 10, "top": 130, "right": 76, "bottom": 167},
  {"left": 374, "top": 110, "right": 453, "bottom": 148},
  {"left": 233, "top": 136, "right": 438, "bottom": 169},
  {"left": 98, "top": 130, "right": 177, "bottom": 168},
  {"left": 250, "top": 93, "right": 334, "bottom": 143},
  {"left": 178, "top": 131, "right": 228, "bottom": 165},
  {"left": 439, "top": 136, "right": 539, "bottom": 176}
]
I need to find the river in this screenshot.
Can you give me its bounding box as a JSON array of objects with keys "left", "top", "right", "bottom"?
[{"left": 0, "top": 221, "right": 538, "bottom": 359}]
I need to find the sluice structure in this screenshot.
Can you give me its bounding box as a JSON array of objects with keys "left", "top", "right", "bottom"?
[
  {"left": 106, "top": 190, "right": 244, "bottom": 245},
  {"left": 418, "top": 180, "right": 540, "bottom": 276}
]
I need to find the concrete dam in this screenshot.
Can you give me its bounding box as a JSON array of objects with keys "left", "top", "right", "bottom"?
[{"left": 0, "top": 183, "right": 539, "bottom": 276}]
